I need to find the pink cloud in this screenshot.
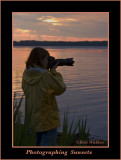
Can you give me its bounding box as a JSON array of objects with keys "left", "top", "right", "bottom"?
[
  {"left": 40, "top": 35, "right": 108, "bottom": 41},
  {"left": 13, "top": 28, "right": 39, "bottom": 41},
  {"left": 37, "top": 16, "right": 78, "bottom": 26},
  {"left": 13, "top": 28, "right": 108, "bottom": 42}
]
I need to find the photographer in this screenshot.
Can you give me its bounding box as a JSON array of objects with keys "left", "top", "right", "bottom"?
[{"left": 22, "top": 47, "right": 66, "bottom": 146}]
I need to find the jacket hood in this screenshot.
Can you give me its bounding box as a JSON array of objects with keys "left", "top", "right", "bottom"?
[{"left": 23, "top": 67, "right": 47, "bottom": 85}]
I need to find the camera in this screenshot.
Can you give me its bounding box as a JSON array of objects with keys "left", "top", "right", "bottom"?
[{"left": 48, "top": 56, "right": 74, "bottom": 69}]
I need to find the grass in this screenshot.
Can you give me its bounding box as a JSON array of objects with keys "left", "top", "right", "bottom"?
[
  {"left": 13, "top": 92, "right": 36, "bottom": 146},
  {"left": 13, "top": 92, "right": 107, "bottom": 146},
  {"left": 58, "top": 112, "right": 79, "bottom": 146}
]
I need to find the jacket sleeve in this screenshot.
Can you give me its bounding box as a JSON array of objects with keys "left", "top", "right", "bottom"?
[{"left": 44, "top": 69, "right": 66, "bottom": 96}]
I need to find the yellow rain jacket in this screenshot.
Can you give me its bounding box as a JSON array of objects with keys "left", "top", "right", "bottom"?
[{"left": 22, "top": 66, "right": 66, "bottom": 132}]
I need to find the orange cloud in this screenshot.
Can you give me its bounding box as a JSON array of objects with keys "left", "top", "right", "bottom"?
[
  {"left": 67, "top": 19, "right": 78, "bottom": 21},
  {"left": 13, "top": 28, "right": 108, "bottom": 42},
  {"left": 37, "top": 16, "right": 78, "bottom": 26},
  {"left": 13, "top": 28, "right": 39, "bottom": 41},
  {"left": 15, "top": 28, "right": 31, "bottom": 33},
  {"left": 43, "top": 19, "right": 58, "bottom": 23},
  {"left": 40, "top": 35, "right": 108, "bottom": 41},
  {"left": 41, "top": 35, "right": 62, "bottom": 41}
]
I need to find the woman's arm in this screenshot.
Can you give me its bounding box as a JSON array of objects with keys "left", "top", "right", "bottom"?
[{"left": 44, "top": 66, "right": 66, "bottom": 96}]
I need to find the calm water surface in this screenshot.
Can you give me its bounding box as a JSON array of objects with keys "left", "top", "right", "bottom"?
[{"left": 12, "top": 46, "right": 108, "bottom": 140}]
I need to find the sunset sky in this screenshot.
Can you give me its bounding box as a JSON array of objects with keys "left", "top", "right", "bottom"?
[{"left": 13, "top": 12, "right": 108, "bottom": 42}]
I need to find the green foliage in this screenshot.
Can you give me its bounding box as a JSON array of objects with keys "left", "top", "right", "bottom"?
[
  {"left": 13, "top": 92, "right": 36, "bottom": 146},
  {"left": 58, "top": 112, "right": 79, "bottom": 146},
  {"left": 78, "top": 117, "right": 90, "bottom": 146},
  {"left": 13, "top": 92, "right": 23, "bottom": 124},
  {"left": 13, "top": 92, "right": 90, "bottom": 146},
  {"left": 58, "top": 113, "right": 90, "bottom": 146}
]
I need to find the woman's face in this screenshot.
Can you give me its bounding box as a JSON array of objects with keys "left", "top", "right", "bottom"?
[{"left": 41, "top": 55, "right": 49, "bottom": 69}]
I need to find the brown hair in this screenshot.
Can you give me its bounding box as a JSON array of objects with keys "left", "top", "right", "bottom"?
[{"left": 26, "top": 47, "right": 50, "bottom": 68}]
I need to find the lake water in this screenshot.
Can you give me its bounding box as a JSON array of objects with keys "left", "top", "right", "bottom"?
[{"left": 12, "top": 46, "right": 108, "bottom": 140}]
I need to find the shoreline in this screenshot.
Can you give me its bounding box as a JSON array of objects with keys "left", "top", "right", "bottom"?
[
  {"left": 13, "top": 40, "right": 108, "bottom": 47},
  {"left": 14, "top": 123, "right": 108, "bottom": 146},
  {"left": 57, "top": 132, "right": 108, "bottom": 146}
]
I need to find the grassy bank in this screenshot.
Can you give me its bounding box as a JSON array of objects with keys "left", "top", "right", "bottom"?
[{"left": 13, "top": 92, "right": 107, "bottom": 146}]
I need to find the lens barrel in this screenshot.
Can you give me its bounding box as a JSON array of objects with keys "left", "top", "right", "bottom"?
[{"left": 48, "top": 56, "right": 74, "bottom": 69}]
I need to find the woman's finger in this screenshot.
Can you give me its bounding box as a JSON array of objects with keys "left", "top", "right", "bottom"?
[{"left": 52, "top": 61, "right": 59, "bottom": 70}]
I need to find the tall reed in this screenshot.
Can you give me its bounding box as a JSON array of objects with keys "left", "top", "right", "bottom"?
[
  {"left": 58, "top": 112, "right": 90, "bottom": 146},
  {"left": 13, "top": 92, "right": 36, "bottom": 146}
]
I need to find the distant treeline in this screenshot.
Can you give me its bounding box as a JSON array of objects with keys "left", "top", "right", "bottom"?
[{"left": 13, "top": 40, "right": 108, "bottom": 46}]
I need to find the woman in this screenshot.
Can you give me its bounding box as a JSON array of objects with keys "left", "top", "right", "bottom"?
[{"left": 22, "top": 47, "right": 66, "bottom": 146}]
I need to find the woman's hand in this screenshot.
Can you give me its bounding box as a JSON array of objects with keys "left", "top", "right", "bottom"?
[{"left": 52, "top": 61, "right": 59, "bottom": 70}]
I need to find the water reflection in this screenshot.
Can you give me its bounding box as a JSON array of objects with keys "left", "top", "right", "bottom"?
[{"left": 12, "top": 46, "right": 108, "bottom": 140}]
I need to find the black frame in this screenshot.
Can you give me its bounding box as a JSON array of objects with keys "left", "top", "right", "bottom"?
[{"left": 1, "top": 1, "right": 120, "bottom": 159}]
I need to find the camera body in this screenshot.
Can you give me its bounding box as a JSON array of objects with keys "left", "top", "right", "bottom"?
[{"left": 48, "top": 56, "right": 74, "bottom": 69}]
